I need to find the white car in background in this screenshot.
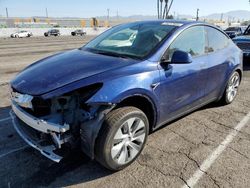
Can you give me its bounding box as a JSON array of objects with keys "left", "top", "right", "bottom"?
[{"left": 10, "top": 31, "right": 33, "bottom": 38}]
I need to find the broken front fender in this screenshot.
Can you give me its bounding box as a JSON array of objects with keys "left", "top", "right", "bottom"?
[{"left": 80, "top": 104, "right": 115, "bottom": 159}]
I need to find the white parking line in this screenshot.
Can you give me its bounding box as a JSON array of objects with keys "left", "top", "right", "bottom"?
[
  {"left": 0, "top": 145, "right": 29, "bottom": 159},
  {"left": 0, "top": 111, "right": 29, "bottom": 158},
  {"left": 0, "top": 117, "right": 11, "bottom": 123},
  {"left": 183, "top": 111, "right": 250, "bottom": 188}
]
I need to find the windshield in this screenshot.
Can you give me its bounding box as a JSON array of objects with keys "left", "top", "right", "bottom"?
[{"left": 82, "top": 22, "right": 178, "bottom": 59}]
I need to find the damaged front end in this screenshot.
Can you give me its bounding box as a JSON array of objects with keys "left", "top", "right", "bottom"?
[{"left": 10, "top": 83, "right": 115, "bottom": 162}]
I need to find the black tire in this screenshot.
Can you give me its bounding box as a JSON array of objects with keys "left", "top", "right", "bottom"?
[
  {"left": 95, "top": 106, "right": 149, "bottom": 171},
  {"left": 220, "top": 71, "right": 240, "bottom": 105}
]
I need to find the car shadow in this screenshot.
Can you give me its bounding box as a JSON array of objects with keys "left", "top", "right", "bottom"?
[
  {"left": 151, "top": 101, "right": 224, "bottom": 134},
  {"left": 17, "top": 150, "right": 113, "bottom": 187}
]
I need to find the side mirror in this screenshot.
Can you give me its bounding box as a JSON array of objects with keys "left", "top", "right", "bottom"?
[{"left": 171, "top": 50, "right": 192, "bottom": 64}]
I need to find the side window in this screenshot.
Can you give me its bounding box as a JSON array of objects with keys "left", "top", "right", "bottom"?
[
  {"left": 165, "top": 26, "right": 206, "bottom": 60},
  {"left": 206, "top": 27, "right": 230, "bottom": 53}
]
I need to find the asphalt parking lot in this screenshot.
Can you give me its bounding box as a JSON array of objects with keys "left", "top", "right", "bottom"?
[{"left": 0, "top": 36, "right": 250, "bottom": 188}]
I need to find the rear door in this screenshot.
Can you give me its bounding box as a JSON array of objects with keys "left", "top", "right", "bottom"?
[
  {"left": 204, "top": 26, "right": 232, "bottom": 100},
  {"left": 157, "top": 26, "right": 209, "bottom": 125}
]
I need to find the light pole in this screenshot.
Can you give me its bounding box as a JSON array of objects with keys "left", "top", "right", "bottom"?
[
  {"left": 157, "top": 0, "right": 160, "bottom": 19},
  {"left": 107, "top": 8, "right": 110, "bottom": 21},
  {"left": 160, "top": 0, "right": 163, "bottom": 19},
  {"left": 46, "top": 8, "right": 48, "bottom": 18},
  {"left": 5, "top": 7, "right": 8, "bottom": 18},
  {"left": 196, "top": 8, "right": 200, "bottom": 21}
]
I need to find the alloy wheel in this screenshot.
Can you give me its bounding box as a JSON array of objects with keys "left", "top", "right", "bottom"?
[
  {"left": 111, "top": 117, "right": 146, "bottom": 165},
  {"left": 226, "top": 72, "right": 240, "bottom": 103}
]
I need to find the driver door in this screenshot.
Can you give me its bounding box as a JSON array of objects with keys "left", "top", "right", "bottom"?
[{"left": 156, "top": 26, "right": 209, "bottom": 126}]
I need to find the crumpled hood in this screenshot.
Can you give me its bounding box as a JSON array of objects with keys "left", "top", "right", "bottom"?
[{"left": 11, "top": 49, "right": 138, "bottom": 96}]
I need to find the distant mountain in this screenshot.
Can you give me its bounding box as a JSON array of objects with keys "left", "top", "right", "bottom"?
[
  {"left": 203, "top": 10, "right": 250, "bottom": 21},
  {"left": 103, "top": 10, "right": 250, "bottom": 22},
  {"left": 96, "top": 15, "right": 157, "bottom": 21},
  {"left": 107, "top": 10, "right": 250, "bottom": 22},
  {"left": 176, "top": 14, "right": 194, "bottom": 20},
  {"left": 4, "top": 10, "right": 250, "bottom": 22}
]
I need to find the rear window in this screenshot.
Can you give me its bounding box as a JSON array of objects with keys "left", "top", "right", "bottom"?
[{"left": 206, "top": 27, "right": 230, "bottom": 53}]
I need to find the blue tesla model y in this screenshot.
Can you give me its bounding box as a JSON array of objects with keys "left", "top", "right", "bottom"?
[{"left": 10, "top": 20, "right": 243, "bottom": 170}]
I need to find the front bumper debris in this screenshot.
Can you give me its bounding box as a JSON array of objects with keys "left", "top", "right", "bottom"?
[
  {"left": 10, "top": 101, "right": 71, "bottom": 162},
  {"left": 10, "top": 111, "right": 63, "bottom": 162},
  {"left": 11, "top": 101, "right": 69, "bottom": 133}
]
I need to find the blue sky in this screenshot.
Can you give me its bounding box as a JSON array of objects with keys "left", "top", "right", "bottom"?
[{"left": 0, "top": 0, "right": 249, "bottom": 18}]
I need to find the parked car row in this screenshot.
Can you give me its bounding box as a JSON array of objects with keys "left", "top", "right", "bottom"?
[
  {"left": 71, "top": 29, "right": 87, "bottom": 36},
  {"left": 233, "top": 24, "right": 250, "bottom": 58},
  {"left": 10, "top": 29, "right": 86, "bottom": 38},
  {"left": 223, "top": 26, "right": 248, "bottom": 39},
  {"left": 10, "top": 30, "right": 33, "bottom": 38},
  {"left": 224, "top": 27, "right": 243, "bottom": 39},
  {"left": 44, "top": 29, "right": 61, "bottom": 37}
]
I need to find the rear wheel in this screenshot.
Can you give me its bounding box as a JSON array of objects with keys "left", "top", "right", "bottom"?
[
  {"left": 221, "top": 71, "right": 240, "bottom": 104},
  {"left": 95, "top": 107, "right": 149, "bottom": 171}
]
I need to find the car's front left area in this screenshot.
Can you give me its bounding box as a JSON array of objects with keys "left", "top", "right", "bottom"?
[{"left": 9, "top": 82, "right": 117, "bottom": 162}]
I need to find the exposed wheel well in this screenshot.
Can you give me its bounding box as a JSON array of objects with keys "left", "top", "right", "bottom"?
[
  {"left": 235, "top": 69, "right": 242, "bottom": 82},
  {"left": 115, "top": 95, "right": 156, "bottom": 131}
]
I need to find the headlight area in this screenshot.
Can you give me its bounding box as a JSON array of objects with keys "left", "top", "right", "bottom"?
[{"left": 11, "top": 83, "right": 115, "bottom": 162}]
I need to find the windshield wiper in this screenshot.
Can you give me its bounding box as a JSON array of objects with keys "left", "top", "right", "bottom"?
[
  {"left": 86, "top": 48, "right": 142, "bottom": 60},
  {"left": 95, "top": 50, "right": 127, "bottom": 58}
]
